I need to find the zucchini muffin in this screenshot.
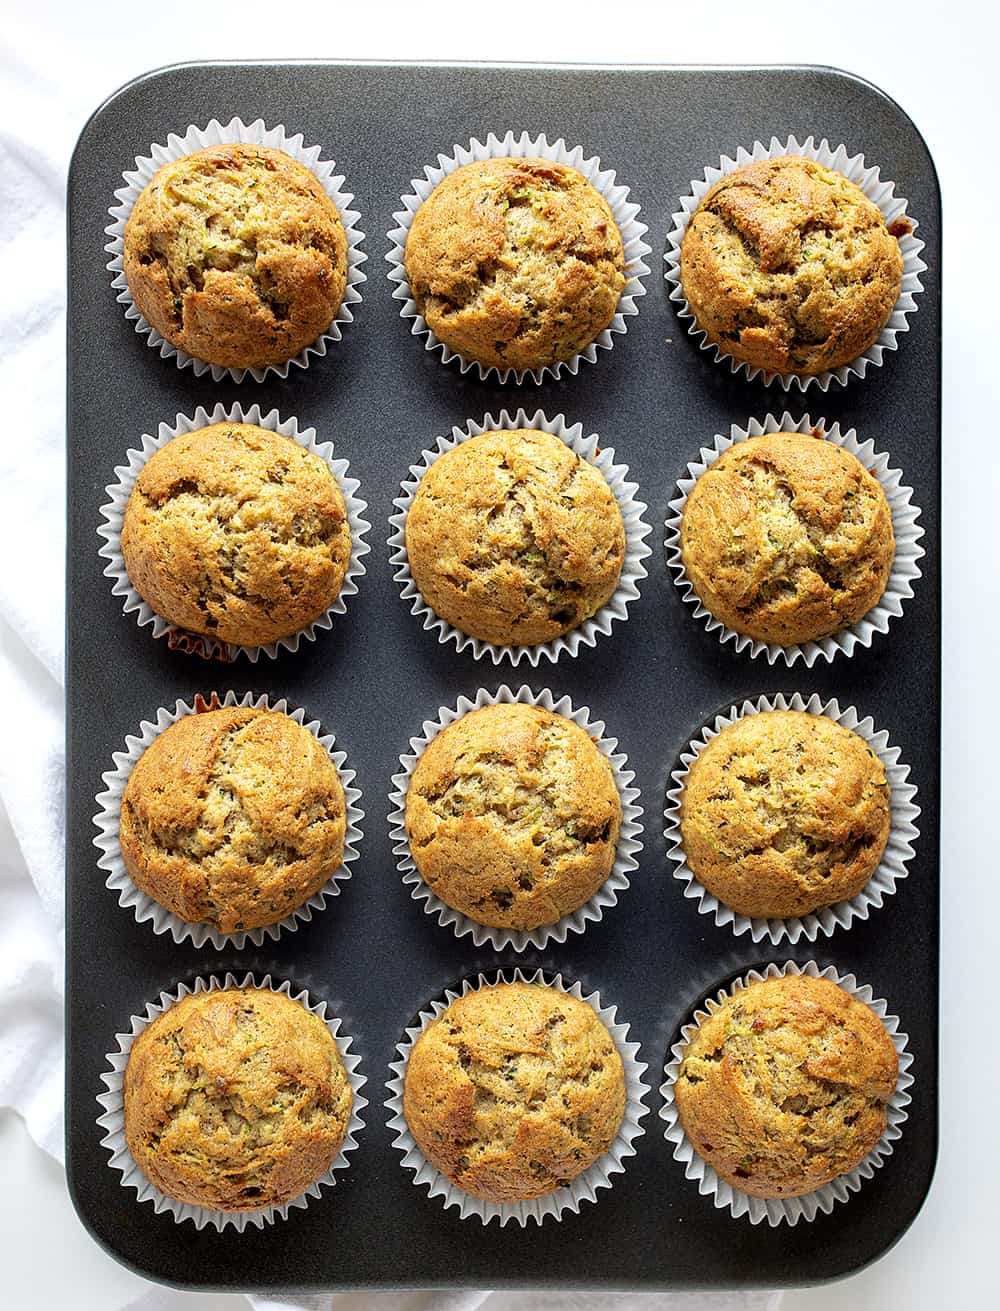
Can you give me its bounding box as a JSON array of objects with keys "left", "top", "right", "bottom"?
[
  {"left": 674, "top": 973, "right": 898, "bottom": 1199},
  {"left": 404, "top": 429, "right": 626, "bottom": 646},
  {"left": 403, "top": 981, "right": 625, "bottom": 1203},
  {"left": 121, "top": 422, "right": 352, "bottom": 649},
  {"left": 124, "top": 987, "right": 353, "bottom": 1211},
  {"left": 680, "top": 709, "right": 891, "bottom": 919},
  {"left": 679, "top": 431, "right": 895, "bottom": 646},
  {"left": 404, "top": 702, "right": 621, "bottom": 932},
  {"left": 404, "top": 157, "right": 625, "bottom": 372},
  {"left": 680, "top": 155, "right": 903, "bottom": 375},
  {"left": 120, "top": 705, "right": 346, "bottom": 933},
  {"left": 123, "top": 143, "right": 349, "bottom": 370}
]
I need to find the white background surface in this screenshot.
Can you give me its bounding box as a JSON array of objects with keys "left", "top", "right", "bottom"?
[{"left": 2, "top": 0, "right": 997, "bottom": 1307}]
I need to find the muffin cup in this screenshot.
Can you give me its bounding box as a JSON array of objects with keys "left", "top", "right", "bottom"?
[
  {"left": 386, "top": 130, "right": 651, "bottom": 385},
  {"left": 664, "top": 134, "right": 926, "bottom": 391},
  {"left": 105, "top": 117, "right": 367, "bottom": 384},
  {"left": 659, "top": 960, "right": 913, "bottom": 1226},
  {"left": 388, "top": 684, "right": 643, "bottom": 951},
  {"left": 665, "top": 411, "right": 924, "bottom": 666},
  {"left": 96, "top": 971, "right": 367, "bottom": 1232},
  {"left": 385, "top": 966, "right": 649, "bottom": 1226},
  {"left": 664, "top": 691, "right": 920, "bottom": 944},
  {"left": 97, "top": 401, "right": 371, "bottom": 663},
  {"left": 92, "top": 690, "right": 364, "bottom": 949},
  {"left": 388, "top": 408, "right": 652, "bottom": 665}
]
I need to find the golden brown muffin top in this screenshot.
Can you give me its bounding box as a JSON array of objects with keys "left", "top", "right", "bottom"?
[
  {"left": 124, "top": 987, "right": 352, "bottom": 1212},
  {"left": 680, "top": 710, "right": 891, "bottom": 919},
  {"left": 679, "top": 432, "right": 895, "bottom": 646},
  {"left": 120, "top": 422, "right": 352, "bottom": 649},
  {"left": 403, "top": 981, "right": 625, "bottom": 1203},
  {"left": 404, "top": 430, "right": 626, "bottom": 646},
  {"left": 679, "top": 156, "right": 903, "bottom": 375},
  {"left": 123, "top": 144, "right": 348, "bottom": 370},
  {"left": 405, "top": 703, "right": 621, "bottom": 932},
  {"left": 675, "top": 974, "right": 898, "bottom": 1199},
  {"left": 120, "top": 706, "right": 346, "bottom": 933},
  {"left": 404, "top": 157, "right": 625, "bottom": 372}
]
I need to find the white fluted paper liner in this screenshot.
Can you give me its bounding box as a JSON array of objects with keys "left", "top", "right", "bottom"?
[
  {"left": 659, "top": 960, "right": 913, "bottom": 1226},
  {"left": 386, "top": 131, "right": 651, "bottom": 385},
  {"left": 664, "top": 692, "right": 920, "bottom": 944},
  {"left": 388, "top": 409, "right": 652, "bottom": 665},
  {"left": 97, "top": 402, "right": 371, "bottom": 663},
  {"left": 665, "top": 411, "right": 924, "bottom": 666},
  {"left": 106, "top": 118, "right": 367, "bottom": 383},
  {"left": 97, "top": 972, "right": 367, "bottom": 1231},
  {"left": 663, "top": 135, "right": 926, "bottom": 391},
  {"left": 386, "top": 967, "right": 649, "bottom": 1225},
  {"left": 92, "top": 691, "right": 364, "bottom": 949},
  {"left": 389, "top": 684, "right": 643, "bottom": 951}
]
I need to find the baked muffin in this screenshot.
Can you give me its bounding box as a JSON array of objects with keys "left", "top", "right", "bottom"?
[
  {"left": 404, "top": 430, "right": 626, "bottom": 646},
  {"left": 405, "top": 702, "right": 621, "bottom": 931},
  {"left": 680, "top": 432, "right": 895, "bottom": 645},
  {"left": 403, "top": 981, "right": 625, "bottom": 1203},
  {"left": 123, "top": 143, "right": 348, "bottom": 370},
  {"left": 680, "top": 710, "right": 890, "bottom": 919},
  {"left": 679, "top": 155, "right": 903, "bottom": 375},
  {"left": 674, "top": 973, "right": 898, "bottom": 1199},
  {"left": 124, "top": 987, "right": 352, "bottom": 1211},
  {"left": 404, "top": 157, "right": 625, "bottom": 372},
  {"left": 120, "top": 705, "right": 346, "bottom": 933},
  {"left": 121, "top": 422, "right": 352, "bottom": 649}
]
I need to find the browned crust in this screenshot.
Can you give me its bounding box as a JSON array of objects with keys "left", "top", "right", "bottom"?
[
  {"left": 123, "top": 144, "right": 348, "bottom": 369},
  {"left": 403, "top": 982, "right": 625, "bottom": 1203}
]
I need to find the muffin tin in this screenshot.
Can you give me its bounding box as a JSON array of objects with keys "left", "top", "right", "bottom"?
[{"left": 66, "top": 62, "right": 940, "bottom": 1291}]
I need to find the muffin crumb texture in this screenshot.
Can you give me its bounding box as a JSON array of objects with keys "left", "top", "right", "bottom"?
[
  {"left": 680, "top": 432, "right": 895, "bottom": 646},
  {"left": 121, "top": 422, "right": 352, "bottom": 649},
  {"left": 119, "top": 706, "right": 346, "bottom": 933},
  {"left": 405, "top": 703, "right": 621, "bottom": 931},
  {"left": 404, "top": 157, "right": 625, "bottom": 372},
  {"left": 123, "top": 144, "right": 348, "bottom": 370},
  {"left": 680, "top": 709, "right": 891, "bottom": 919},
  {"left": 680, "top": 155, "right": 903, "bottom": 375},
  {"left": 124, "top": 987, "right": 353, "bottom": 1212},
  {"left": 403, "top": 981, "right": 626, "bottom": 1203},
  {"left": 405, "top": 429, "right": 626, "bottom": 646},
  {"left": 675, "top": 973, "right": 898, "bottom": 1199}
]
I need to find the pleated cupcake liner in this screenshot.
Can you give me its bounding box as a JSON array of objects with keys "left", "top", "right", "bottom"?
[
  {"left": 388, "top": 408, "right": 652, "bottom": 665},
  {"left": 96, "top": 972, "right": 367, "bottom": 1232},
  {"left": 92, "top": 690, "right": 364, "bottom": 950},
  {"left": 663, "top": 134, "right": 926, "bottom": 391},
  {"left": 105, "top": 117, "right": 367, "bottom": 384},
  {"left": 386, "top": 130, "right": 651, "bottom": 385},
  {"left": 388, "top": 683, "right": 643, "bottom": 952},
  {"left": 97, "top": 401, "right": 371, "bottom": 663},
  {"left": 386, "top": 966, "right": 649, "bottom": 1225},
  {"left": 659, "top": 960, "right": 913, "bottom": 1226},
  {"left": 665, "top": 411, "right": 924, "bottom": 666},
  {"left": 664, "top": 691, "right": 920, "bottom": 944}
]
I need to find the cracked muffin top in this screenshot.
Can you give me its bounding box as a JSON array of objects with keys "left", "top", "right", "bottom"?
[
  {"left": 680, "top": 709, "right": 891, "bottom": 919},
  {"left": 120, "top": 706, "right": 346, "bottom": 933},
  {"left": 404, "top": 702, "right": 621, "bottom": 932},
  {"left": 674, "top": 973, "right": 898, "bottom": 1199},
  {"left": 679, "top": 155, "right": 903, "bottom": 376},
  {"left": 123, "top": 144, "right": 348, "bottom": 370},
  {"left": 121, "top": 422, "right": 352, "bottom": 650},
  {"left": 124, "top": 987, "right": 352, "bottom": 1211},
  {"left": 403, "top": 981, "right": 625, "bottom": 1203},
  {"left": 404, "top": 429, "right": 626, "bottom": 647},
  {"left": 679, "top": 432, "right": 895, "bottom": 646},
  {"left": 403, "top": 157, "right": 625, "bottom": 372}
]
